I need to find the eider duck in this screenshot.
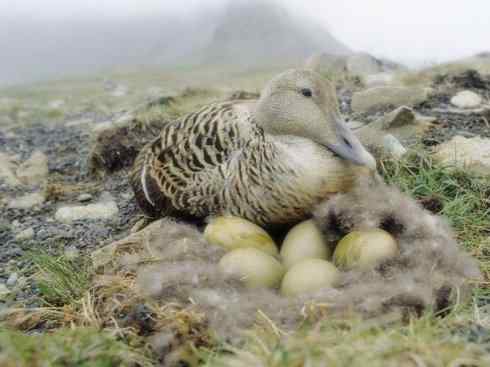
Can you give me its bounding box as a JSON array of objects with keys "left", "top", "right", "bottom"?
[{"left": 130, "top": 69, "right": 376, "bottom": 226}]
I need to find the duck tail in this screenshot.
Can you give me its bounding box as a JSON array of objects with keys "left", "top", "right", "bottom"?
[{"left": 130, "top": 141, "right": 168, "bottom": 218}]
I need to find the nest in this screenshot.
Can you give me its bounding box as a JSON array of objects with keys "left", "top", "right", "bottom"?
[{"left": 96, "top": 176, "right": 481, "bottom": 343}]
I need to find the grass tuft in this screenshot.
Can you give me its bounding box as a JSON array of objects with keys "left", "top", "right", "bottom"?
[
  {"left": 380, "top": 152, "right": 490, "bottom": 249},
  {"left": 30, "top": 252, "right": 92, "bottom": 306}
]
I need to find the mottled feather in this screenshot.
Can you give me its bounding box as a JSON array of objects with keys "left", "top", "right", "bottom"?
[{"left": 130, "top": 70, "right": 376, "bottom": 226}]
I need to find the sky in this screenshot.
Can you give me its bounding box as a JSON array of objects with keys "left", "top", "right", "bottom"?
[{"left": 2, "top": 0, "right": 489, "bottom": 66}]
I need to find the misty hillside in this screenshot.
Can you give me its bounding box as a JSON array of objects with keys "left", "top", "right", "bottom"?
[
  {"left": 203, "top": 0, "right": 350, "bottom": 66},
  {"left": 0, "top": 1, "right": 348, "bottom": 86},
  {"left": 0, "top": 14, "right": 216, "bottom": 86}
]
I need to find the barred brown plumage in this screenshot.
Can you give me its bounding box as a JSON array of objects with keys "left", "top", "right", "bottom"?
[{"left": 130, "top": 69, "right": 377, "bottom": 226}]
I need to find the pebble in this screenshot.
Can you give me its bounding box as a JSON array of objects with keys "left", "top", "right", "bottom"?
[
  {"left": 383, "top": 134, "right": 408, "bottom": 159},
  {"left": 8, "top": 192, "right": 45, "bottom": 209},
  {"left": 6, "top": 273, "right": 18, "bottom": 287},
  {"left": 450, "top": 90, "right": 483, "bottom": 109},
  {"left": 433, "top": 135, "right": 490, "bottom": 175},
  {"left": 55, "top": 197, "right": 119, "bottom": 224},
  {"left": 77, "top": 193, "right": 93, "bottom": 202},
  {"left": 15, "top": 227, "right": 35, "bottom": 241}
]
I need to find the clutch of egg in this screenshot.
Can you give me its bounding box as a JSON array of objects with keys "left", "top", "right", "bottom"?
[{"left": 205, "top": 216, "right": 399, "bottom": 296}]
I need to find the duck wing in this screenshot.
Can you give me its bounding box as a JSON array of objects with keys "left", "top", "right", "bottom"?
[{"left": 130, "top": 101, "right": 261, "bottom": 218}]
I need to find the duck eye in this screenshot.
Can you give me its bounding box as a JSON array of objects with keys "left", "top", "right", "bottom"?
[{"left": 301, "top": 88, "right": 313, "bottom": 98}]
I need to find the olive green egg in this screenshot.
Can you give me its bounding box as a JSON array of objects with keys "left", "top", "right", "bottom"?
[
  {"left": 280, "top": 259, "right": 339, "bottom": 296},
  {"left": 204, "top": 216, "right": 278, "bottom": 256},
  {"left": 333, "top": 229, "right": 398, "bottom": 270},
  {"left": 218, "top": 248, "right": 285, "bottom": 289},
  {"left": 280, "top": 220, "right": 331, "bottom": 269}
]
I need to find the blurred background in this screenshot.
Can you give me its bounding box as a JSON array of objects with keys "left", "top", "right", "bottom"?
[{"left": 1, "top": 0, "right": 489, "bottom": 86}]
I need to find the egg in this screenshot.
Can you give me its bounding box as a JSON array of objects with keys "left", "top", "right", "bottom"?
[
  {"left": 333, "top": 229, "right": 398, "bottom": 270},
  {"left": 204, "top": 216, "right": 278, "bottom": 256},
  {"left": 281, "top": 259, "right": 339, "bottom": 296},
  {"left": 218, "top": 248, "right": 285, "bottom": 289},
  {"left": 280, "top": 219, "right": 331, "bottom": 269}
]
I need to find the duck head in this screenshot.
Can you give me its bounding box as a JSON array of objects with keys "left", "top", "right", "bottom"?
[{"left": 255, "top": 69, "right": 376, "bottom": 170}]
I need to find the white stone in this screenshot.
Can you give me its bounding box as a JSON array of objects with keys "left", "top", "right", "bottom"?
[
  {"left": 450, "top": 90, "right": 483, "bottom": 109},
  {"left": 433, "top": 136, "right": 490, "bottom": 175},
  {"left": 77, "top": 193, "right": 93, "bottom": 202},
  {"left": 383, "top": 134, "right": 408, "bottom": 159},
  {"left": 8, "top": 192, "right": 45, "bottom": 209},
  {"left": 351, "top": 86, "right": 429, "bottom": 112},
  {"left": 15, "top": 227, "right": 35, "bottom": 241},
  {"left": 16, "top": 151, "right": 49, "bottom": 186},
  {"left": 55, "top": 197, "right": 119, "bottom": 223}
]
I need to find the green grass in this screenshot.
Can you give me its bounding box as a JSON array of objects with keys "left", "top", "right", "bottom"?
[
  {"left": 30, "top": 252, "right": 92, "bottom": 306},
  {"left": 380, "top": 152, "right": 490, "bottom": 250},
  {"left": 0, "top": 328, "right": 152, "bottom": 367}
]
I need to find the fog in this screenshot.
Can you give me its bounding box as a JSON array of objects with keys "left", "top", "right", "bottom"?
[{"left": 1, "top": 0, "right": 489, "bottom": 86}]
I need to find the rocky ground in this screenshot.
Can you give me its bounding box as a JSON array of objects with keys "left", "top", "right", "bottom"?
[{"left": 0, "top": 122, "right": 143, "bottom": 304}]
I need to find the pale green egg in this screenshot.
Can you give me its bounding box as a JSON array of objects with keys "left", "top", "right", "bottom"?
[
  {"left": 218, "top": 248, "right": 285, "bottom": 289},
  {"left": 204, "top": 216, "right": 278, "bottom": 256},
  {"left": 281, "top": 259, "right": 339, "bottom": 296},
  {"left": 280, "top": 219, "right": 331, "bottom": 269},
  {"left": 333, "top": 229, "right": 398, "bottom": 270}
]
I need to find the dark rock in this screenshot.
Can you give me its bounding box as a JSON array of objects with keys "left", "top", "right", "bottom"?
[
  {"left": 88, "top": 119, "right": 166, "bottom": 175},
  {"left": 451, "top": 70, "right": 489, "bottom": 90}
]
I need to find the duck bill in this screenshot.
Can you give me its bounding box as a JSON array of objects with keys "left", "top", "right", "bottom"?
[{"left": 325, "top": 120, "right": 377, "bottom": 170}]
